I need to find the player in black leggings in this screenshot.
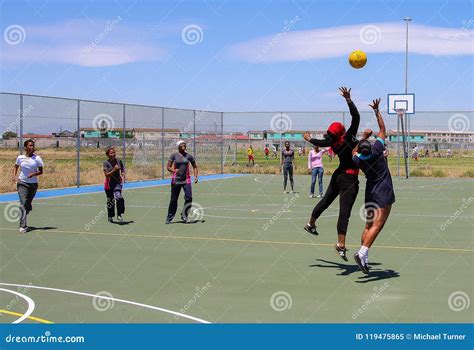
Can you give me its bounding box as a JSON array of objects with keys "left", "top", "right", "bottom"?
[
  {"left": 303, "top": 87, "right": 360, "bottom": 261},
  {"left": 281, "top": 141, "right": 296, "bottom": 193}
]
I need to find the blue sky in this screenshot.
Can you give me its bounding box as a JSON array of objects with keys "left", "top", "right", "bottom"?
[{"left": 0, "top": 0, "right": 473, "bottom": 112}]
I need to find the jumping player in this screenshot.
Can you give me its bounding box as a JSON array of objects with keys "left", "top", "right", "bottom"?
[
  {"left": 166, "top": 140, "right": 199, "bottom": 224},
  {"left": 303, "top": 87, "right": 360, "bottom": 261},
  {"left": 281, "top": 141, "right": 296, "bottom": 193},
  {"left": 103, "top": 147, "right": 126, "bottom": 223},
  {"left": 352, "top": 98, "right": 395, "bottom": 274},
  {"left": 13, "top": 139, "right": 44, "bottom": 233}
]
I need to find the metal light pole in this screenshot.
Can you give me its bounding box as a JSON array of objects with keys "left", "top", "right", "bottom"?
[{"left": 404, "top": 17, "right": 412, "bottom": 178}]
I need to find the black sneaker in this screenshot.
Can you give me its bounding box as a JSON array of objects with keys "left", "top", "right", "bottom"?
[
  {"left": 354, "top": 253, "right": 369, "bottom": 274},
  {"left": 181, "top": 214, "right": 189, "bottom": 223},
  {"left": 165, "top": 219, "right": 172, "bottom": 224},
  {"left": 304, "top": 224, "right": 318, "bottom": 235},
  {"left": 334, "top": 244, "right": 348, "bottom": 261},
  {"left": 108, "top": 217, "right": 114, "bottom": 223}
]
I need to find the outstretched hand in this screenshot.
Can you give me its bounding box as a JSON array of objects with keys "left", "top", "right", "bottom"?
[
  {"left": 369, "top": 98, "right": 381, "bottom": 110},
  {"left": 339, "top": 87, "right": 351, "bottom": 100}
]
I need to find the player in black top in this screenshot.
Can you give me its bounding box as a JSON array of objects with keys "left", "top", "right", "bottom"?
[
  {"left": 352, "top": 98, "right": 395, "bottom": 274},
  {"left": 281, "top": 141, "right": 296, "bottom": 193},
  {"left": 303, "top": 87, "right": 360, "bottom": 261}
]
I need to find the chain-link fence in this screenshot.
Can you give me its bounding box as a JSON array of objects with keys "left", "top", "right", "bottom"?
[{"left": 1, "top": 92, "right": 473, "bottom": 192}]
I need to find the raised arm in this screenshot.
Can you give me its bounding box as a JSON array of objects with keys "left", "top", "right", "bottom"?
[
  {"left": 369, "top": 98, "right": 386, "bottom": 140},
  {"left": 339, "top": 87, "right": 360, "bottom": 138},
  {"left": 303, "top": 131, "right": 332, "bottom": 147}
]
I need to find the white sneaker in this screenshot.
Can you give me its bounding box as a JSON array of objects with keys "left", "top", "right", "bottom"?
[
  {"left": 283, "top": 191, "right": 288, "bottom": 194},
  {"left": 19, "top": 227, "right": 27, "bottom": 234},
  {"left": 117, "top": 215, "right": 124, "bottom": 223},
  {"left": 316, "top": 194, "right": 322, "bottom": 198},
  {"left": 309, "top": 194, "right": 314, "bottom": 198}
]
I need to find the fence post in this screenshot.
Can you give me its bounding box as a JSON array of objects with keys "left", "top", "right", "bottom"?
[
  {"left": 193, "top": 110, "right": 196, "bottom": 159},
  {"left": 161, "top": 108, "right": 165, "bottom": 180},
  {"left": 76, "top": 100, "right": 80, "bottom": 187},
  {"left": 220, "top": 112, "right": 224, "bottom": 174},
  {"left": 19, "top": 94, "right": 23, "bottom": 154},
  {"left": 122, "top": 104, "right": 126, "bottom": 181}
]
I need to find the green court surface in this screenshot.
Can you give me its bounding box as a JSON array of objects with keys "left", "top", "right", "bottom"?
[{"left": 0, "top": 175, "right": 472, "bottom": 324}]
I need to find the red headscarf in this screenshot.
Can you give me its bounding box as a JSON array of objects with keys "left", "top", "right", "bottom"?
[{"left": 327, "top": 122, "right": 346, "bottom": 148}]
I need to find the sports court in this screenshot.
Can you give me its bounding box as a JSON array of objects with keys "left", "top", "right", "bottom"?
[{"left": 0, "top": 174, "right": 472, "bottom": 324}]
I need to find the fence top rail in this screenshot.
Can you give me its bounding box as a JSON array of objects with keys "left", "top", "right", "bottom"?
[
  {"left": 0, "top": 92, "right": 221, "bottom": 114},
  {"left": 1, "top": 92, "right": 472, "bottom": 114}
]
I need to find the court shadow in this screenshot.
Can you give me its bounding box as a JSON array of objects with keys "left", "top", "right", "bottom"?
[
  {"left": 309, "top": 259, "right": 382, "bottom": 276},
  {"left": 110, "top": 220, "right": 134, "bottom": 225},
  {"left": 310, "top": 259, "right": 400, "bottom": 282},
  {"left": 354, "top": 269, "right": 400, "bottom": 283},
  {"left": 180, "top": 219, "right": 206, "bottom": 224},
  {"left": 27, "top": 226, "right": 57, "bottom": 232}
]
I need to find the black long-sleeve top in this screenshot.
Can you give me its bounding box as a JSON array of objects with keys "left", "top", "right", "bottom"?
[{"left": 308, "top": 100, "right": 360, "bottom": 171}]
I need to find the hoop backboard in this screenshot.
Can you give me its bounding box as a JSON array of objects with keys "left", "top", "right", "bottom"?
[{"left": 387, "top": 93, "right": 415, "bottom": 114}]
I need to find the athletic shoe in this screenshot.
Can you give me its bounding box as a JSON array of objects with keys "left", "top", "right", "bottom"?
[
  {"left": 309, "top": 194, "right": 314, "bottom": 198},
  {"left": 303, "top": 224, "right": 318, "bottom": 235},
  {"left": 334, "top": 244, "right": 348, "bottom": 261},
  {"left": 19, "top": 227, "right": 27, "bottom": 234},
  {"left": 316, "top": 194, "right": 322, "bottom": 198},
  {"left": 283, "top": 191, "right": 288, "bottom": 194},
  {"left": 108, "top": 217, "right": 114, "bottom": 223},
  {"left": 165, "top": 219, "right": 172, "bottom": 224},
  {"left": 354, "top": 253, "right": 369, "bottom": 274},
  {"left": 181, "top": 214, "right": 189, "bottom": 223},
  {"left": 117, "top": 215, "right": 123, "bottom": 223}
]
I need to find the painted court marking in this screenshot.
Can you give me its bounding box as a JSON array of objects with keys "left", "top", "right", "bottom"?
[
  {"left": 0, "top": 288, "right": 35, "bottom": 324},
  {"left": 0, "top": 309, "right": 53, "bottom": 324},
  {"left": 1, "top": 228, "right": 472, "bottom": 253},
  {"left": 0, "top": 283, "right": 211, "bottom": 324}
]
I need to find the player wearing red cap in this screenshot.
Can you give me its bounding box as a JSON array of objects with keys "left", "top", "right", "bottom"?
[{"left": 303, "top": 87, "right": 360, "bottom": 261}]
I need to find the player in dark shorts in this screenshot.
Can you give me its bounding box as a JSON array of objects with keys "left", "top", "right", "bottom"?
[
  {"left": 303, "top": 87, "right": 360, "bottom": 261},
  {"left": 103, "top": 147, "right": 126, "bottom": 223},
  {"left": 281, "top": 141, "right": 296, "bottom": 193},
  {"left": 166, "top": 140, "right": 199, "bottom": 224},
  {"left": 352, "top": 98, "right": 395, "bottom": 274}
]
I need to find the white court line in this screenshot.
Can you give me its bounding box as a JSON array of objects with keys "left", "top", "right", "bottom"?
[
  {"left": 0, "top": 288, "right": 35, "bottom": 324},
  {"left": 0, "top": 283, "right": 210, "bottom": 324}
]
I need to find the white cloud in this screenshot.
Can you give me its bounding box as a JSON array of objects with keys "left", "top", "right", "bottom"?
[
  {"left": 229, "top": 22, "right": 474, "bottom": 63},
  {"left": 1, "top": 19, "right": 167, "bottom": 67}
]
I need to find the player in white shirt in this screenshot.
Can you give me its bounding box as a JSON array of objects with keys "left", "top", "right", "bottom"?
[{"left": 13, "top": 139, "right": 44, "bottom": 233}]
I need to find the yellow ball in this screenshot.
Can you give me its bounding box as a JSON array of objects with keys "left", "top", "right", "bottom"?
[{"left": 348, "top": 50, "right": 367, "bottom": 69}]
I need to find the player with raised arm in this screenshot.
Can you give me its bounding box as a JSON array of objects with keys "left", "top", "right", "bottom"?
[
  {"left": 303, "top": 87, "right": 360, "bottom": 261},
  {"left": 352, "top": 98, "right": 395, "bottom": 274}
]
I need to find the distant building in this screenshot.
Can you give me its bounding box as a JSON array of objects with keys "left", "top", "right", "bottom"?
[
  {"left": 387, "top": 130, "right": 474, "bottom": 144},
  {"left": 248, "top": 130, "right": 325, "bottom": 141}
]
